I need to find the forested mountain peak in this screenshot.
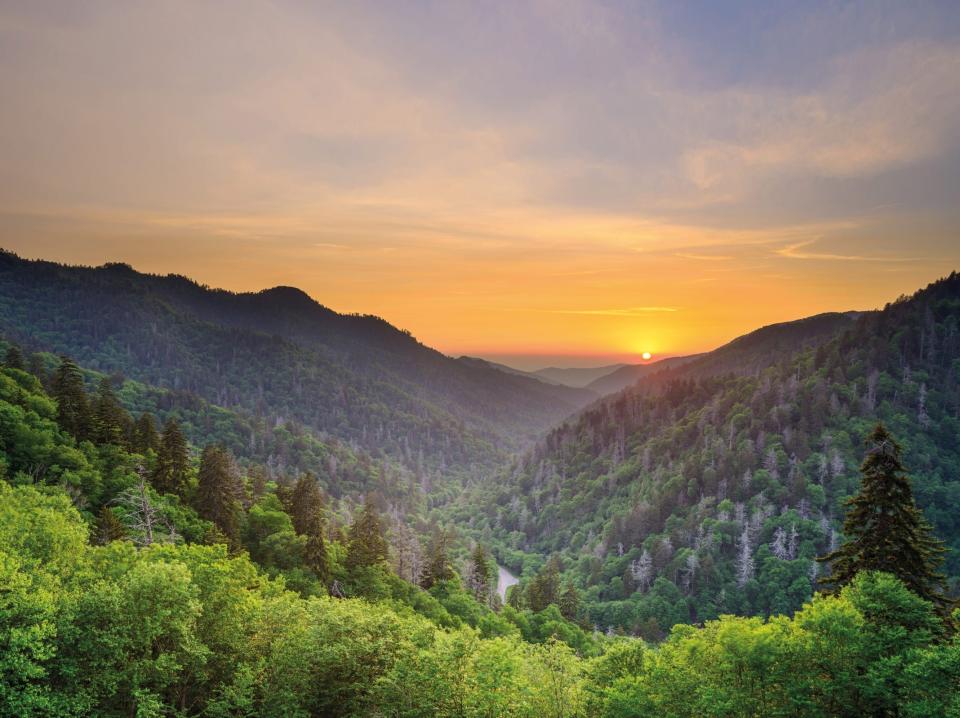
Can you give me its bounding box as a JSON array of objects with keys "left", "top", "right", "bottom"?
[{"left": 0, "top": 250, "right": 594, "bottom": 488}]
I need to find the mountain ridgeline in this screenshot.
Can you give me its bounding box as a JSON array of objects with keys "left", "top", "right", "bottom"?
[
  {"left": 2, "top": 249, "right": 959, "bottom": 630},
  {"left": 0, "top": 251, "right": 594, "bottom": 489},
  {"left": 466, "top": 274, "right": 960, "bottom": 635},
  {"left": 1, "top": 250, "right": 960, "bottom": 716}
]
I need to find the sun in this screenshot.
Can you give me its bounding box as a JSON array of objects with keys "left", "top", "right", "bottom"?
[{"left": 641, "top": 351, "right": 652, "bottom": 361}]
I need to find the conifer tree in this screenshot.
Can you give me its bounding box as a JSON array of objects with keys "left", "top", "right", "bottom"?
[
  {"left": 93, "top": 505, "right": 127, "bottom": 544},
  {"left": 559, "top": 580, "right": 581, "bottom": 621},
  {"left": 290, "top": 473, "right": 328, "bottom": 582},
  {"left": 131, "top": 412, "right": 159, "bottom": 454},
  {"left": 421, "top": 526, "right": 455, "bottom": 589},
  {"left": 248, "top": 465, "right": 268, "bottom": 502},
  {"left": 195, "top": 444, "right": 241, "bottom": 547},
  {"left": 345, "top": 497, "right": 388, "bottom": 571},
  {"left": 507, "top": 584, "right": 526, "bottom": 610},
  {"left": 3, "top": 344, "right": 24, "bottom": 370},
  {"left": 290, "top": 472, "right": 324, "bottom": 537},
  {"left": 305, "top": 521, "right": 330, "bottom": 584},
  {"left": 153, "top": 419, "right": 189, "bottom": 497},
  {"left": 818, "top": 424, "right": 952, "bottom": 613},
  {"left": 91, "top": 377, "right": 130, "bottom": 446},
  {"left": 468, "top": 543, "right": 492, "bottom": 603},
  {"left": 527, "top": 556, "right": 562, "bottom": 612},
  {"left": 52, "top": 356, "right": 89, "bottom": 440}
]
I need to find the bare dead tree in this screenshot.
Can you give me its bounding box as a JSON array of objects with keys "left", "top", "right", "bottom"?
[{"left": 115, "top": 465, "right": 179, "bottom": 546}]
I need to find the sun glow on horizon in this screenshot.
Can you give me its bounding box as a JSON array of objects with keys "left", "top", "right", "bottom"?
[
  {"left": 642, "top": 352, "right": 652, "bottom": 360},
  {"left": 0, "top": 2, "right": 957, "bottom": 363}
]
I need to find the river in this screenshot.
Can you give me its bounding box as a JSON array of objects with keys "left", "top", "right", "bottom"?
[{"left": 496, "top": 564, "right": 519, "bottom": 602}]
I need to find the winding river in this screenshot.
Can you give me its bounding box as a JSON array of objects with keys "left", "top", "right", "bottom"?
[{"left": 496, "top": 564, "right": 519, "bottom": 602}]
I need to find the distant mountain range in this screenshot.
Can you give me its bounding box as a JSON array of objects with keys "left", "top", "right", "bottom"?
[
  {"left": 460, "top": 356, "right": 699, "bottom": 395},
  {"left": 456, "top": 356, "right": 628, "bottom": 389},
  {"left": 4, "top": 246, "right": 958, "bottom": 636},
  {"left": 532, "top": 364, "right": 628, "bottom": 388}
]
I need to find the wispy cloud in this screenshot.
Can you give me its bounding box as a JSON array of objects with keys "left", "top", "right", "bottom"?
[
  {"left": 0, "top": 1, "right": 957, "bottom": 357},
  {"left": 776, "top": 239, "right": 919, "bottom": 262}
]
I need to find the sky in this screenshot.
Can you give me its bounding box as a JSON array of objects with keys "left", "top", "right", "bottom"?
[{"left": 2, "top": 1, "right": 959, "bottom": 370}]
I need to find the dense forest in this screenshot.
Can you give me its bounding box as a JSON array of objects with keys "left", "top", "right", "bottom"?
[
  {"left": 465, "top": 274, "right": 960, "bottom": 637},
  {"left": 2, "top": 349, "right": 959, "bottom": 716},
  {"left": 1, "top": 254, "right": 959, "bottom": 715}
]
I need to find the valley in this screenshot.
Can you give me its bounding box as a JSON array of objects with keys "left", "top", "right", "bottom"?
[
  {"left": 4, "top": 2, "right": 960, "bottom": 713},
  {"left": 1, "top": 252, "right": 958, "bottom": 716}
]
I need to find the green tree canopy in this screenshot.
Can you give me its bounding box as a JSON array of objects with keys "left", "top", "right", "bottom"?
[
  {"left": 818, "top": 424, "right": 952, "bottom": 615},
  {"left": 153, "top": 419, "right": 189, "bottom": 497},
  {"left": 195, "top": 444, "right": 241, "bottom": 547},
  {"left": 346, "top": 497, "right": 389, "bottom": 571},
  {"left": 51, "top": 356, "right": 89, "bottom": 440}
]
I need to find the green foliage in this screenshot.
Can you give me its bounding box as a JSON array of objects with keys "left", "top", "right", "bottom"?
[
  {"left": 422, "top": 526, "right": 456, "bottom": 589},
  {"left": 461, "top": 274, "right": 960, "bottom": 634},
  {"left": 0, "top": 250, "right": 593, "bottom": 496},
  {"left": 3, "top": 259, "right": 960, "bottom": 713},
  {"left": 152, "top": 419, "right": 188, "bottom": 497},
  {"left": 1, "top": 354, "right": 959, "bottom": 716},
  {"left": 346, "top": 498, "right": 389, "bottom": 572},
  {"left": 819, "top": 424, "right": 951, "bottom": 615},
  {"left": 51, "top": 356, "right": 89, "bottom": 442},
  {"left": 195, "top": 445, "right": 241, "bottom": 547}
]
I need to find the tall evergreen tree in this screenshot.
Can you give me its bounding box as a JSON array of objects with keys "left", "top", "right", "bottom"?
[
  {"left": 93, "top": 505, "right": 127, "bottom": 545},
  {"left": 248, "top": 465, "right": 268, "bottom": 503},
  {"left": 506, "top": 584, "right": 526, "bottom": 610},
  {"left": 468, "top": 543, "right": 492, "bottom": 603},
  {"left": 52, "top": 356, "right": 89, "bottom": 440},
  {"left": 527, "top": 556, "right": 562, "bottom": 612},
  {"left": 131, "top": 412, "right": 159, "bottom": 454},
  {"left": 195, "top": 444, "right": 241, "bottom": 547},
  {"left": 290, "top": 472, "right": 324, "bottom": 537},
  {"left": 421, "top": 526, "right": 455, "bottom": 589},
  {"left": 818, "top": 424, "right": 952, "bottom": 613},
  {"left": 91, "top": 377, "right": 130, "bottom": 446},
  {"left": 3, "top": 344, "right": 24, "bottom": 370},
  {"left": 153, "top": 419, "right": 189, "bottom": 497},
  {"left": 290, "top": 473, "right": 328, "bottom": 582},
  {"left": 305, "top": 522, "right": 330, "bottom": 584},
  {"left": 345, "top": 498, "right": 388, "bottom": 571},
  {"left": 559, "top": 580, "right": 581, "bottom": 621}
]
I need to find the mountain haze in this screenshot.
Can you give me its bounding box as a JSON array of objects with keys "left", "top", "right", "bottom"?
[
  {"left": 533, "top": 364, "right": 627, "bottom": 388},
  {"left": 584, "top": 355, "right": 701, "bottom": 395}
]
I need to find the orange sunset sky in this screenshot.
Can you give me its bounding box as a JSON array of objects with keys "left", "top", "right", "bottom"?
[{"left": 2, "top": 2, "right": 959, "bottom": 369}]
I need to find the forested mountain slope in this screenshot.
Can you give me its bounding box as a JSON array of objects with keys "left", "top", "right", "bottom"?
[
  {"left": 19, "top": 348, "right": 410, "bottom": 502},
  {"left": 458, "top": 275, "right": 960, "bottom": 635},
  {"left": 456, "top": 356, "right": 570, "bottom": 387},
  {"left": 2, "top": 342, "right": 957, "bottom": 717},
  {"left": 0, "top": 250, "right": 592, "bottom": 478},
  {"left": 588, "top": 312, "right": 860, "bottom": 398}
]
